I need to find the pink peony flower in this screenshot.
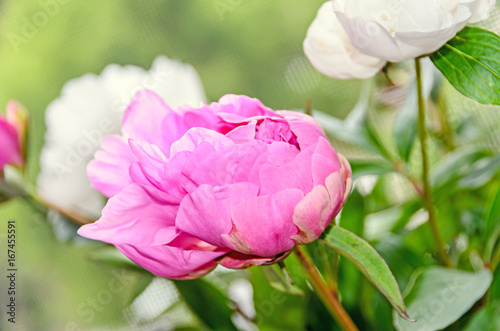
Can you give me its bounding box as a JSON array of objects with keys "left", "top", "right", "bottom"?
[
  {"left": 0, "top": 102, "right": 24, "bottom": 170},
  {"left": 78, "top": 91, "right": 352, "bottom": 279}
]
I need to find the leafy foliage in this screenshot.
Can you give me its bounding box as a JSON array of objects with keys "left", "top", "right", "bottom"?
[{"left": 430, "top": 27, "right": 500, "bottom": 105}]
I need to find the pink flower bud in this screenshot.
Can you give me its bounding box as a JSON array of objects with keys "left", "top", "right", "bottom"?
[
  {"left": 0, "top": 101, "right": 26, "bottom": 170},
  {"left": 78, "top": 91, "right": 352, "bottom": 279}
]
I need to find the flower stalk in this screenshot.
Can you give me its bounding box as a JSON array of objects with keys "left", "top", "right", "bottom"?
[
  {"left": 415, "top": 58, "right": 452, "bottom": 268},
  {"left": 294, "top": 246, "right": 358, "bottom": 331}
]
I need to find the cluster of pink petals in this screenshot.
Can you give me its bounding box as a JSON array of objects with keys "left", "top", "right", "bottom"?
[
  {"left": 78, "top": 91, "right": 352, "bottom": 279},
  {"left": 0, "top": 102, "right": 23, "bottom": 170}
]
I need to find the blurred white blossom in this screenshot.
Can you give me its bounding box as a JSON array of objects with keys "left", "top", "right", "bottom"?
[{"left": 37, "top": 56, "right": 206, "bottom": 217}]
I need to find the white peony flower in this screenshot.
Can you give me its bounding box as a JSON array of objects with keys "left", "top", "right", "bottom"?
[
  {"left": 37, "top": 56, "right": 206, "bottom": 218},
  {"left": 468, "top": 0, "right": 496, "bottom": 22},
  {"left": 331, "top": 0, "right": 476, "bottom": 62},
  {"left": 304, "top": 1, "right": 387, "bottom": 79}
]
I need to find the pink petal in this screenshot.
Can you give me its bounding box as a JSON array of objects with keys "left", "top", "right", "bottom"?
[
  {"left": 311, "top": 137, "right": 341, "bottom": 186},
  {"left": 128, "top": 139, "right": 168, "bottom": 189},
  {"left": 0, "top": 117, "right": 21, "bottom": 168},
  {"left": 116, "top": 244, "right": 226, "bottom": 279},
  {"left": 219, "top": 252, "right": 274, "bottom": 269},
  {"left": 170, "top": 127, "right": 234, "bottom": 157},
  {"left": 78, "top": 184, "right": 179, "bottom": 246},
  {"left": 225, "top": 124, "right": 257, "bottom": 144},
  {"left": 87, "top": 135, "right": 135, "bottom": 198},
  {"left": 176, "top": 182, "right": 259, "bottom": 247},
  {"left": 339, "top": 153, "right": 353, "bottom": 205},
  {"left": 121, "top": 90, "right": 174, "bottom": 153},
  {"left": 222, "top": 189, "right": 304, "bottom": 257},
  {"left": 292, "top": 172, "right": 344, "bottom": 245},
  {"left": 278, "top": 110, "right": 327, "bottom": 150},
  {"left": 213, "top": 95, "right": 278, "bottom": 123},
  {"left": 259, "top": 144, "right": 313, "bottom": 196}
]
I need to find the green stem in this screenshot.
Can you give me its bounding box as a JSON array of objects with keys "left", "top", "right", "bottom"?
[
  {"left": 294, "top": 246, "right": 358, "bottom": 331},
  {"left": 415, "top": 58, "right": 452, "bottom": 268}
]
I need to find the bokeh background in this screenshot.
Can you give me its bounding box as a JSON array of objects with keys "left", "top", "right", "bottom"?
[{"left": 0, "top": 1, "right": 499, "bottom": 330}]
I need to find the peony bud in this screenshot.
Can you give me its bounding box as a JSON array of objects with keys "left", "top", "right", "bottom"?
[
  {"left": 0, "top": 102, "right": 25, "bottom": 170},
  {"left": 78, "top": 91, "right": 352, "bottom": 279}
]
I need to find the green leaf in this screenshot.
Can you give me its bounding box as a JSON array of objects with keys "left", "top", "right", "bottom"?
[
  {"left": 430, "top": 146, "right": 491, "bottom": 192},
  {"left": 394, "top": 267, "right": 493, "bottom": 331},
  {"left": 86, "top": 246, "right": 148, "bottom": 272},
  {"left": 314, "top": 80, "right": 392, "bottom": 159},
  {"left": 260, "top": 265, "right": 304, "bottom": 297},
  {"left": 251, "top": 267, "right": 307, "bottom": 330},
  {"left": 484, "top": 183, "right": 500, "bottom": 262},
  {"left": 457, "top": 154, "right": 500, "bottom": 189},
  {"left": 349, "top": 158, "right": 394, "bottom": 180},
  {"left": 490, "top": 267, "right": 500, "bottom": 302},
  {"left": 394, "top": 59, "right": 435, "bottom": 162},
  {"left": 463, "top": 302, "right": 500, "bottom": 331},
  {"left": 174, "top": 279, "right": 238, "bottom": 331},
  {"left": 322, "top": 227, "right": 412, "bottom": 321},
  {"left": 126, "top": 274, "right": 154, "bottom": 305},
  {"left": 430, "top": 27, "right": 500, "bottom": 105}
]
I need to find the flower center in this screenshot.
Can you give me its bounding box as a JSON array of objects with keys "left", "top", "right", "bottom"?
[{"left": 254, "top": 119, "right": 298, "bottom": 148}]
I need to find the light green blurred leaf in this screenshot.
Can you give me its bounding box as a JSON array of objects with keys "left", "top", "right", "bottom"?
[
  {"left": 394, "top": 267, "right": 492, "bottom": 331},
  {"left": 430, "top": 27, "right": 500, "bottom": 105},
  {"left": 260, "top": 265, "right": 304, "bottom": 297},
  {"left": 86, "top": 246, "right": 148, "bottom": 272},
  {"left": 126, "top": 274, "right": 154, "bottom": 305},
  {"left": 349, "top": 158, "right": 394, "bottom": 180},
  {"left": 323, "top": 227, "right": 412, "bottom": 321},
  {"left": 315, "top": 80, "right": 392, "bottom": 159},
  {"left": 430, "top": 146, "right": 491, "bottom": 191},
  {"left": 463, "top": 302, "right": 500, "bottom": 331},
  {"left": 174, "top": 279, "right": 238, "bottom": 331},
  {"left": 457, "top": 154, "right": 500, "bottom": 189}
]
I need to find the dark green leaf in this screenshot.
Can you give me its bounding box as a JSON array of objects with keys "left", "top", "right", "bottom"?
[
  {"left": 260, "top": 265, "right": 304, "bottom": 297},
  {"left": 337, "top": 190, "right": 366, "bottom": 307},
  {"left": 490, "top": 266, "right": 500, "bottom": 302},
  {"left": 322, "top": 227, "right": 412, "bottom": 321},
  {"left": 251, "top": 267, "right": 307, "bottom": 331},
  {"left": 483, "top": 183, "right": 500, "bottom": 262},
  {"left": 174, "top": 279, "right": 238, "bottom": 331},
  {"left": 394, "top": 267, "right": 492, "bottom": 331},
  {"left": 430, "top": 27, "right": 500, "bottom": 105}
]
